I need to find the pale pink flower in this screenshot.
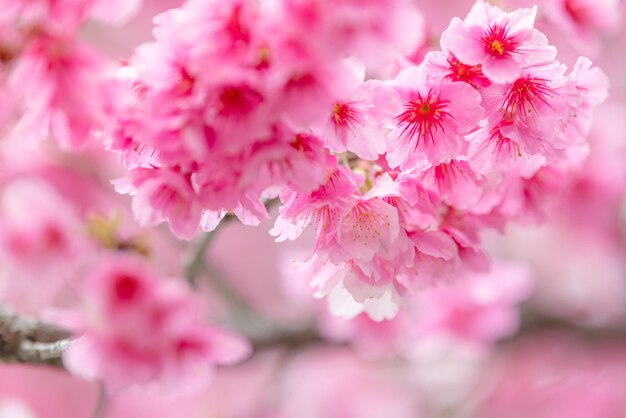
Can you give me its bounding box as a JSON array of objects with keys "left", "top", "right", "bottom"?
[
  {"left": 0, "top": 177, "right": 91, "bottom": 313},
  {"left": 301, "top": 175, "right": 416, "bottom": 321},
  {"left": 335, "top": 197, "right": 401, "bottom": 263},
  {"left": 0, "top": 0, "right": 142, "bottom": 34},
  {"left": 263, "top": 0, "right": 425, "bottom": 70},
  {"left": 528, "top": 0, "right": 624, "bottom": 54},
  {"left": 415, "top": 263, "right": 533, "bottom": 343},
  {"left": 494, "top": 166, "right": 572, "bottom": 223},
  {"left": 440, "top": 211, "right": 493, "bottom": 274},
  {"left": 474, "top": 335, "right": 626, "bottom": 418},
  {"left": 562, "top": 56, "right": 610, "bottom": 142},
  {"left": 317, "top": 261, "right": 405, "bottom": 322},
  {"left": 271, "top": 165, "right": 360, "bottom": 244},
  {"left": 407, "top": 230, "right": 462, "bottom": 286},
  {"left": 393, "top": 174, "right": 442, "bottom": 231},
  {"left": 441, "top": 0, "right": 557, "bottom": 83},
  {"left": 276, "top": 348, "right": 425, "bottom": 418}
]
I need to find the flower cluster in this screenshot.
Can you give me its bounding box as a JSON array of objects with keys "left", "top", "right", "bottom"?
[
  {"left": 108, "top": 0, "right": 424, "bottom": 239},
  {"left": 64, "top": 255, "right": 250, "bottom": 389},
  {"left": 109, "top": 0, "right": 607, "bottom": 320},
  {"left": 0, "top": 0, "right": 140, "bottom": 148}
]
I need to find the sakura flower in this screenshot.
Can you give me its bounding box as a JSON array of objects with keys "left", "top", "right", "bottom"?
[
  {"left": 526, "top": 0, "right": 624, "bottom": 54},
  {"left": 0, "top": 177, "right": 91, "bottom": 313},
  {"left": 117, "top": 168, "right": 203, "bottom": 240},
  {"left": 413, "top": 159, "right": 485, "bottom": 211},
  {"left": 424, "top": 51, "right": 491, "bottom": 90},
  {"left": 568, "top": 57, "right": 610, "bottom": 107},
  {"left": 299, "top": 175, "right": 416, "bottom": 321},
  {"left": 478, "top": 62, "right": 582, "bottom": 159},
  {"left": 562, "top": 56, "right": 610, "bottom": 142},
  {"left": 276, "top": 348, "right": 425, "bottom": 418},
  {"left": 236, "top": 126, "right": 332, "bottom": 195},
  {"left": 313, "top": 59, "right": 386, "bottom": 160},
  {"left": 384, "top": 65, "right": 484, "bottom": 169},
  {"left": 467, "top": 113, "right": 539, "bottom": 173},
  {"left": 393, "top": 174, "right": 442, "bottom": 231},
  {"left": 263, "top": 0, "right": 425, "bottom": 70},
  {"left": 9, "top": 36, "right": 109, "bottom": 148},
  {"left": 0, "top": 0, "right": 142, "bottom": 35},
  {"left": 415, "top": 263, "right": 533, "bottom": 343},
  {"left": 310, "top": 260, "right": 404, "bottom": 322},
  {"left": 271, "top": 165, "right": 360, "bottom": 244},
  {"left": 334, "top": 197, "right": 401, "bottom": 263},
  {"left": 64, "top": 255, "right": 250, "bottom": 390},
  {"left": 407, "top": 229, "right": 462, "bottom": 286},
  {"left": 441, "top": 0, "right": 557, "bottom": 83}
]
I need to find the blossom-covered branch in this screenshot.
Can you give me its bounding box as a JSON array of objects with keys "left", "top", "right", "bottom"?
[{"left": 0, "top": 0, "right": 617, "bottom": 403}]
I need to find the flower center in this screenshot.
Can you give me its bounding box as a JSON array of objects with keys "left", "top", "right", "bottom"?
[
  {"left": 502, "top": 76, "right": 553, "bottom": 116},
  {"left": 483, "top": 25, "right": 517, "bottom": 58},
  {"left": 217, "top": 84, "right": 263, "bottom": 117},
  {"left": 396, "top": 92, "right": 450, "bottom": 142},
  {"left": 332, "top": 102, "right": 358, "bottom": 127},
  {"left": 446, "top": 55, "right": 488, "bottom": 88},
  {"left": 114, "top": 274, "right": 141, "bottom": 302},
  {"left": 490, "top": 40, "right": 505, "bottom": 55}
]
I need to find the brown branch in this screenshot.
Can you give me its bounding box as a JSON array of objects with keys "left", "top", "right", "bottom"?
[
  {"left": 0, "top": 307, "right": 71, "bottom": 368},
  {"left": 504, "top": 309, "right": 626, "bottom": 343},
  {"left": 250, "top": 325, "right": 326, "bottom": 352}
]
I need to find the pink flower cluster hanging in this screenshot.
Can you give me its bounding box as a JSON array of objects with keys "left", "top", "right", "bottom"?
[{"left": 106, "top": 0, "right": 607, "bottom": 320}]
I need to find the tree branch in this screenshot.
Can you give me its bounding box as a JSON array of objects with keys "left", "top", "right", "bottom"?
[
  {"left": 0, "top": 307, "right": 70, "bottom": 368},
  {"left": 184, "top": 214, "right": 237, "bottom": 288}
]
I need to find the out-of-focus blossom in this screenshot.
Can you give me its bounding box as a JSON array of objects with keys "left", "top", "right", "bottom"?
[
  {"left": 441, "top": 0, "right": 557, "bottom": 83},
  {"left": 275, "top": 348, "right": 427, "bottom": 418},
  {"left": 64, "top": 255, "right": 251, "bottom": 390},
  {"left": 472, "top": 334, "right": 626, "bottom": 418},
  {"left": 0, "top": 177, "right": 92, "bottom": 313}
]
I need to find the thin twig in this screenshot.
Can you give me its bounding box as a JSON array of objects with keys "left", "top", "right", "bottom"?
[
  {"left": 184, "top": 214, "right": 236, "bottom": 288},
  {"left": 91, "top": 382, "right": 108, "bottom": 418}
]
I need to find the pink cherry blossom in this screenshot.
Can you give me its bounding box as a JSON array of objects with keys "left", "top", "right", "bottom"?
[
  {"left": 0, "top": 177, "right": 91, "bottom": 313},
  {"left": 64, "top": 255, "right": 250, "bottom": 390},
  {"left": 424, "top": 51, "right": 492, "bottom": 90},
  {"left": 0, "top": 1, "right": 621, "bottom": 416},
  {"left": 117, "top": 168, "right": 203, "bottom": 240},
  {"left": 271, "top": 165, "right": 360, "bottom": 244},
  {"left": 441, "top": 0, "right": 557, "bottom": 84},
  {"left": 413, "top": 159, "right": 485, "bottom": 211},
  {"left": 8, "top": 36, "right": 109, "bottom": 148},
  {"left": 415, "top": 263, "right": 533, "bottom": 343},
  {"left": 384, "top": 65, "right": 484, "bottom": 169},
  {"left": 312, "top": 59, "right": 386, "bottom": 160}
]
